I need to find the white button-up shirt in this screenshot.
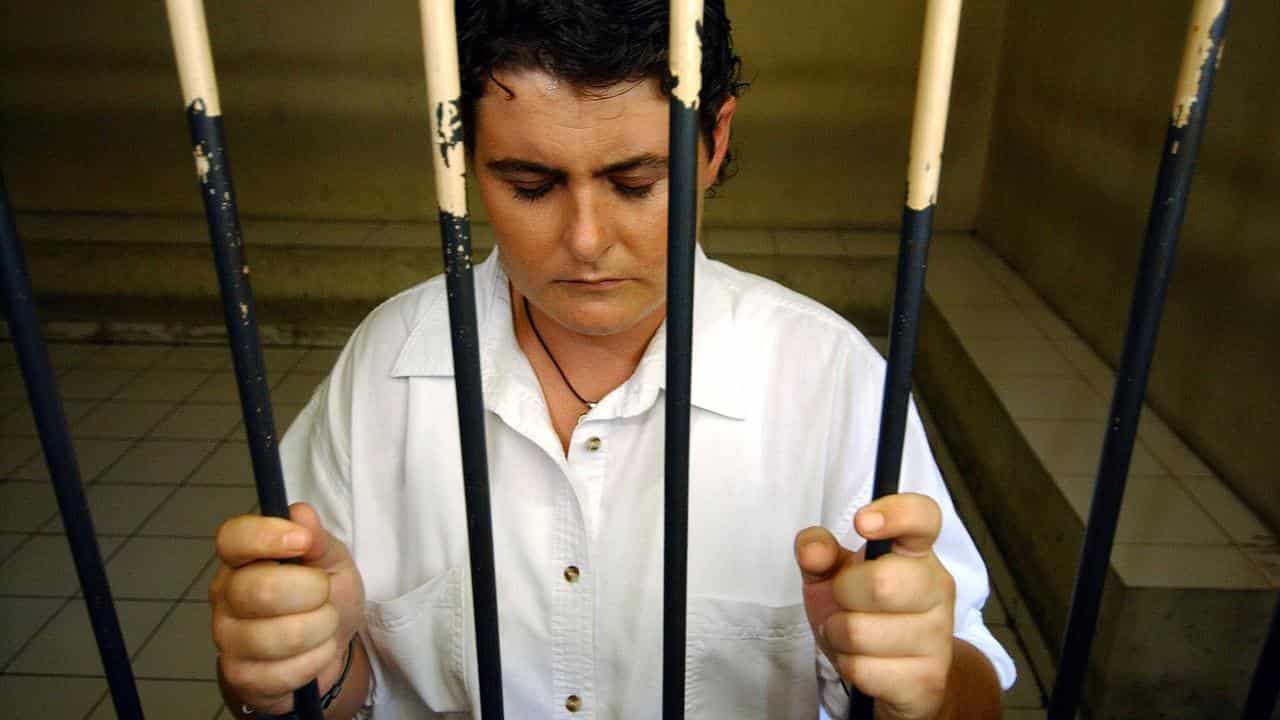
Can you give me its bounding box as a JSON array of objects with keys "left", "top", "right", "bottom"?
[{"left": 281, "top": 247, "right": 1015, "bottom": 719}]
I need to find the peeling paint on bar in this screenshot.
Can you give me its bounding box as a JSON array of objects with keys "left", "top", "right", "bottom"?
[
  {"left": 1172, "top": 0, "right": 1228, "bottom": 128},
  {"left": 669, "top": 1, "right": 703, "bottom": 108},
  {"left": 418, "top": 2, "right": 505, "bottom": 718},
  {"left": 420, "top": 0, "right": 468, "bottom": 217},
  {"left": 165, "top": 1, "right": 325, "bottom": 716},
  {"left": 905, "top": 0, "right": 962, "bottom": 211}
]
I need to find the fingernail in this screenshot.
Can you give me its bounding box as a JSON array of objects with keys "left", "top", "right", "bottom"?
[
  {"left": 860, "top": 512, "right": 884, "bottom": 533},
  {"left": 282, "top": 531, "right": 307, "bottom": 551}
]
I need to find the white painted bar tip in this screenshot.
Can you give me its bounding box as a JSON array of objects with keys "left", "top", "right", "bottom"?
[
  {"left": 669, "top": 0, "right": 704, "bottom": 109},
  {"left": 164, "top": 0, "right": 222, "bottom": 117},
  {"left": 905, "top": 0, "right": 963, "bottom": 212},
  {"left": 1172, "top": 0, "right": 1229, "bottom": 129},
  {"left": 419, "top": 0, "right": 469, "bottom": 218}
]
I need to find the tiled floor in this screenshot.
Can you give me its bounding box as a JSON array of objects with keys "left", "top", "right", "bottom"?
[
  {"left": 0, "top": 339, "right": 1047, "bottom": 718},
  {"left": 0, "top": 342, "right": 339, "bottom": 719}
]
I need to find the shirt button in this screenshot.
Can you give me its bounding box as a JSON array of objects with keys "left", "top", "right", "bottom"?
[
  {"left": 565, "top": 694, "right": 582, "bottom": 712},
  {"left": 585, "top": 436, "right": 602, "bottom": 451},
  {"left": 563, "top": 565, "right": 580, "bottom": 583}
]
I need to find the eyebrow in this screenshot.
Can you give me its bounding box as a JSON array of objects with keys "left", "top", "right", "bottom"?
[{"left": 485, "top": 153, "right": 668, "bottom": 179}]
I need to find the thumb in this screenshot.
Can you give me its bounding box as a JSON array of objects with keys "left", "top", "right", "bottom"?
[
  {"left": 288, "top": 502, "right": 352, "bottom": 572},
  {"left": 794, "top": 526, "right": 854, "bottom": 584}
]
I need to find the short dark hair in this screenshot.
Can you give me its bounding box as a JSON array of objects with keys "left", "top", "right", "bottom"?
[{"left": 456, "top": 0, "right": 748, "bottom": 186}]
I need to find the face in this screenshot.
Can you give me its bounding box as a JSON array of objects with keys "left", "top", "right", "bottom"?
[{"left": 473, "top": 69, "right": 735, "bottom": 337}]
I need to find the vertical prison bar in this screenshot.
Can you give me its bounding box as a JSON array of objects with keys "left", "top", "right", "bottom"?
[
  {"left": 418, "top": 1, "right": 505, "bottom": 717},
  {"left": 848, "top": 1, "right": 963, "bottom": 717},
  {"left": 1047, "top": 2, "right": 1233, "bottom": 718},
  {"left": 1244, "top": 596, "right": 1280, "bottom": 719},
  {"left": 664, "top": 1, "right": 703, "bottom": 718},
  {"left": 0, "top": 171, "right": 146, "bottom": 718},
  {"left": 163, "top": 1, "right": 325, "bottom": 716}
]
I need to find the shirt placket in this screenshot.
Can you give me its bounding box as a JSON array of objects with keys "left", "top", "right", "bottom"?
[{"left": 552, "top": 426, "right": 607, "bottom": 718}]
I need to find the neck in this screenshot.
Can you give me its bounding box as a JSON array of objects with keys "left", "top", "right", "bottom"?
[{"left": 511, "top": 285, "right": 665, "bottom": 402}]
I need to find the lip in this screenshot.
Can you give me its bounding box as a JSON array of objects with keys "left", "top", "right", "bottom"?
[{"left": 561, "top": 277, "right": 628, "bottom": 289}]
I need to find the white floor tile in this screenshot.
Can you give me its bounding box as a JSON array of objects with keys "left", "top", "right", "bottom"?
[
  {"left": 1179, "top": 475, "right": 1277, "bottom": 546},
  {"left": 294, "top": 348, "right": 342, "bottom": 374},
  {"left": 1056, "top": 474, "right": 1230, "bottom": 545},
  {"left": 114, "top": 369, "right": 214, "bottom": 402},
  {"left": 0, "top": 437, "right": 42, "bottom": 476},
  {"left": 73, "top": 401, "right": 174, "bottom": 439},
  {"left": 7, "top": 598, "right": 170, "bottom": 674},
  {"left": 139, "top": 486, "right": 258, "bottom": 538},
  {"left": 0, "top": 400, "right": 98, "bottom": 436},
  {"left": 942, "top": 307, "right": 1044, "bottom": 340},
  {"left": 0, "top": 675, "right": 107, "bottom": 719},
  {"left": 106, "top": 537, "right": 215, "bottom": 600},
  {"left": 36, "top": 484, "right": 173, "bottom": 537},
  {"left": 989, "top": 375, "right": 1109, "bottom": 421},
  {"left": 132, "top": 602, "right": 218, "bottom": 680},
  {"left": 1110, "top": 544, "right": 1270, "bottom": 589},
  {"left": 97, "top": 440, "right": 218, "bottom": 486},
  {"left": 0, "top": 480, "right": 59, "bottom": 532},
  {"left": 87, "top": 679, "right": 225, "bottom": 720},
  {"left": 1020, "top": 419, "right": 1165, "bottom": 477},
  {"left": 0, "top": 596, "right": 64, "bottom": 666},
  {"left": 55, "top": 368, "right": 140, "bottom": 400},
  {"left": 149, "top": 404, "right": 242, "bottom": 441},
  {"left": 164, "top": 345, "right": 233, "bottom": 371},
  {"left": 187, "top": 443, "right": 253, "bottom": 487},
  {"left": 82, "top": 345, "right": 173, "bottom": 370},
  {"left": 961, "top": 338, "right": 1078, "bottom": 377},
  {"left": 0, "top": 535, "right": 124, "bottom": 596},
  {"left": 14, "top": 438, "right": 134, "bottom": 483}
]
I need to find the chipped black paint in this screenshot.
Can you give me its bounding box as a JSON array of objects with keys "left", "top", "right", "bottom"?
[
  {"left": 1048, "top": 4, "right": 1233, "bottom": 719},
  {"left": 435, "top": 98, "right": 464, "bottom": 168},
  {"left": 438, "top": 209, "right": 505, "bottom": 720},
  {"left": 185, "top": 100, "right": 325, "bottom": 720},
  {"left": 0, "top": 170, "right": 145, "bottom": 719},
  {"left": 663, "top": 97, "right": 699, "bottom": 720},
  {"left": 846, "top": 204, "right": 935, "bottom": 720}
]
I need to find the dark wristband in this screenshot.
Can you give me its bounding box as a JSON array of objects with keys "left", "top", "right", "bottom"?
[{"left": 248, "top": 635, "right": 357, "bottom": 720}]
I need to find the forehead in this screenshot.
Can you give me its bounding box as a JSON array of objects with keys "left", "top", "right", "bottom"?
[{"left": 473, "top": 69, "right": 668, "bottom": 164}]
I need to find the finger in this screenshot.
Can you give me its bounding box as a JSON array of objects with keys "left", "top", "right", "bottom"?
[
  {"left": 833, "top": 553, "right": 952, "bottom": 613},
  {"left": 834, "top": 653, "right": 949, "bottom": 714},
  {"left": 820, "top": 607, "right": 952, "bottom": 657},
  {"left": 855, "top": 492, "right": 943, "bottom": 557},
  {"left": 216, "top": 514, "right": 311, "bottom": 568},
  {"left": 223, "top": 561, "right": 331, "bottom": 619},
  {"left": 213, "top": 603, "right": 340, "bottom": 661},
  {"left": 794, "top": 526, "right": 856, "bottom": 584},
  {"left": 289, "top": 502, "right": 352, "bottom": 572},
  {"left": 220, "top": 635, "right": 343, "bottom": 712}
]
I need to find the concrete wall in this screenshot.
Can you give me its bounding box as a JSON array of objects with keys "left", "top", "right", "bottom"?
[
  {"left": 977, "top": 1, "right": 1280, "bottom": 532},
  {"left": 1, "top": 0, "right": 1007, "bottom": 230}
]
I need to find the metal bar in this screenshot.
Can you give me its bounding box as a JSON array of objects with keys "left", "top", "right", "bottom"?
[
  {"left": 418, "top": 2, "right": 504, "bottom": 717},
  {"left": 162, "top": 2, "right": 324, "bottom": 718},
  {"left": 1047, "top": 2, "right": 1232, "bottom": 718},
  {"left": 0, "top": 172, "right": 146, "bottom": 719},
  {"left": 848, "top": 1, "right": 962, "bottom": 717},
  {"left": 663, "top": 1, "right": 703, "bottom": 718},
  {"left": 1243, "top": 595, "right": 1280, "bottom": 719}
]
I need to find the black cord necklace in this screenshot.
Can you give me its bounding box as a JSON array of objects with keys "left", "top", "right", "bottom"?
[{"left": 523, "top": 296, "right": 598, "bottom": 417}]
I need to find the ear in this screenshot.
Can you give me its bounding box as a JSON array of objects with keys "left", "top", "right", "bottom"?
[{"left": 700, "top": 95, "right": 738, "bottom": 191}]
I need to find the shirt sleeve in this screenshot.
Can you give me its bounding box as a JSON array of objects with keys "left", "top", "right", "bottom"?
[{"left": 817, "top": 338, "right": 1017, "bottom": 718}]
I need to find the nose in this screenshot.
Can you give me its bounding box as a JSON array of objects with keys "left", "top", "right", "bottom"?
[{"left": 562, "top": 187, "right": 610, "bottom": 263}]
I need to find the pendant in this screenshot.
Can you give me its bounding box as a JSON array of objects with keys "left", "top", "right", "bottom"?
[{"left": 576, "top": 401, "right": 597, "bottom": 425}]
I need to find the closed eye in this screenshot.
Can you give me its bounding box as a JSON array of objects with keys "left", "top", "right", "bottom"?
[
  {"left": 612, "top": 180, "right": 657, "bottom": 199},
  {"left": 511, "top": 183, "right": 554, "bottom": 202}
]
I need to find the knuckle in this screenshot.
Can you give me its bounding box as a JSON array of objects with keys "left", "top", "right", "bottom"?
[
  {"left": 869, "top": 566, "right": 897, "bottom": 606},
  {"left": 210, "top": 613, "right": 234, "bottom": 655}
]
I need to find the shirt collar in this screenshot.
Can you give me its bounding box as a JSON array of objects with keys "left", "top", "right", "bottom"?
[{"left": 390, "top": 245, "right": 746, "bottom": 420}]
